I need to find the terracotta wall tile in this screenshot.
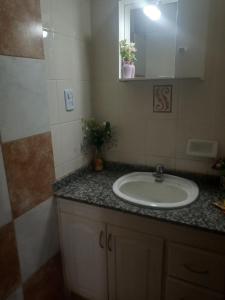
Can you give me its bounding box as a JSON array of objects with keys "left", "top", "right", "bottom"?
[
  {"left": 2, "top": 132, "right": 55, "bottom": 218},
  {"left": 0, "top": 223, "right": 21, "bottom": 299},
  {"left": 0, "top": 0, "right": 44, "bottom": 59},
  {"left": 23, "top": 254, "right": 65, "bottom": 300}
]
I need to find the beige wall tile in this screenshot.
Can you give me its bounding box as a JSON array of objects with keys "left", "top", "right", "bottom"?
[
  {"left": 51, "top": 33, "right": 76, "bottom": 80},
  {"left": 79, "top": 81, "right": 92, "bottom": 119},
  {"left": 43, "top": 31, "right": 54, "bottom": 79},
  {"left": 104, "top": 150, "right": 146, "bottom": 166},
  {"left": 47, "top": 80, "right": 58, "bottom": 125},
  {"left": 61, "top": 155, "right": 89, "bottom": 178},
  {"left": 44, "top": 32, "right": 76, "bottom": 80},
  {"left": 51, "top": 121, "right": 84, "bottom": 178},
  {"left": 41, "top": 0, "right": 91, "bottom": 41},
  {"left": 0, "top": 145, "right": 12, "bottom": 228},
  {"left": 117, "top": 117, "right": 148, "bottom": 156},
  {"left": 60, "top": 121, "right": 83, "bottom": 163},
  {"left": 93, "top": 82, "right": 121, "bottom": 126},
  {"left": 175, "top": 158, "right": 210, "bottom": 174},
  {"left": 212, "top": 117, "right": 225, "bottom": 158},
  {"left": 52, "top": 0, "right": 77, "bottom": 37},
  {"left": 15, "top": 198, "right": 59, "bottom": 282},
  {"left": 74, "top": 40, "right": 91, "bottom": 82},
  {"left": 92, "top": 39, "right": 118, "bottom": 83},
  {"left": 178, "top": 80, "right": 214, "bottom": 121},
  {"left": 43, "top": 0, "right": 92, "bottom": 177},
  {"left": 51, "top": 125, "right": 62, "bottom": 166},
  {"left": 54, "top": 165, "right": 65, "bottom": 180},
  {"left": 146, "top": 156, "right": 176, "bottom": 171},
  {"left": 40, "top": 0, "right": 53, "bottom": 30},
  {"left": 176, "top": 119, "right": 214, "bottom": 157},
  {"left": 0, "top": 56, "right": 49, "bottom": 143},
  {"left": 146, "top": 119, "right": 176, "bottom": 158},
  {"left": 76, "top": 0, "right": 92, "bottom": 41},
  {"left": 119, "top": 82, "right": 152, "bottom": 121},
  {"left": 91, "top": 0, "right": 118, "bottom": 83}
]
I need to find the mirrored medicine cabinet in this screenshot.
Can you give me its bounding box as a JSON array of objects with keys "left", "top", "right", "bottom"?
[{"left": 119, "top": 0, "right": 211, "bottom": 80}]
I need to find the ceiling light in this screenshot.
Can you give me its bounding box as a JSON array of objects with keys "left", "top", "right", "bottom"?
[{"left": 143, "top": 4, "right": 161, "bottom": 21}]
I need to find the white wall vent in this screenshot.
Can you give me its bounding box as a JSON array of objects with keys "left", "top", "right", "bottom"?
[{"left": 186, "top": 139, "right": 218, "bottom": 158}]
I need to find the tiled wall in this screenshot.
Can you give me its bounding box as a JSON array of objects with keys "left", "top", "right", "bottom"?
[
  {"left": 91, "top": 0, "right": 225, "bottom": 175},
  {"left": 0, "top": 1, "right": 63, "bottom": 299},
  {"left": 41, "top": 0, "right": 92, "bottom": 179}
]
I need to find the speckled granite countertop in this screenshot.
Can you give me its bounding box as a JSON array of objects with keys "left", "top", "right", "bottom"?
[{"left": 54, "top": 163, "right": 225, "bottom": 235}]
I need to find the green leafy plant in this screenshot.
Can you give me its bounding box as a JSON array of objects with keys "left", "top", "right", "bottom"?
[
  {"left": 120, "top": 39, "right": 137, "bottom": 63},
  {"left": 81, "top": 119, "right": 114, "bottom": 154},
  {"left": 212, "top": 158, "right": 225, "bottom": 173}
]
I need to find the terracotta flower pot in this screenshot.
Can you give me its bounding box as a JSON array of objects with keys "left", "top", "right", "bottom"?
[{"left": 93, "top": 148, "right": 104, "bottom": 171}]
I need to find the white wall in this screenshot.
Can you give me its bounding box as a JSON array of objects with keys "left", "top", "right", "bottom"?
[{"left": 41, "top": 0, "right": 92, "bottom": 179}]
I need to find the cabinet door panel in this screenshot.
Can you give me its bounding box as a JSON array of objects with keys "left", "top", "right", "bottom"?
[
  {"left": 59, "top": 213, "right": 108, "bottom": 300},
  {"left": 108, "top": 225, "right": 163, "bottom": 300},
  {"left": 167, "top": 243, "right": 225, "bottom": 292},
  {"left": 166, "top": 278, "right": 224, "bottom": 300}
]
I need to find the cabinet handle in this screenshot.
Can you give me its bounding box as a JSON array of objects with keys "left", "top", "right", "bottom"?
[
  {"left": 108, "top": 234, "right": 112, "bottom": 252},
  {"left": 183, "top": 264, "right": 209, "bottom": 275},
  {"left": 99, "top": 230, "right": 104, "bottom": 249}
]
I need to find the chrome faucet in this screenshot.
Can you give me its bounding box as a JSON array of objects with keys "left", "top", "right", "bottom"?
[{"left": 153, "top": 164, "right": 165, "bottom": 182}]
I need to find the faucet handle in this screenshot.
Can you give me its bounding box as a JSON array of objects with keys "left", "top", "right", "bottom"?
[{"left": 155, "top": 164, "right": 165, "bottom": 174}]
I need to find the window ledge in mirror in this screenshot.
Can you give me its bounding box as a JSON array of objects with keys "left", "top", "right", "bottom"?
[
  {"left": 119, "top": 77, "right": 175, "bottom": 82},
  {"left": 119, "top": 77, "right": 204, "bottom": 82}
]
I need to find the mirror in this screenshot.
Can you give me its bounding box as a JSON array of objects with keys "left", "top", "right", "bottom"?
[{"left": 119, "top": 0, "right": 210, "bottom": 80}]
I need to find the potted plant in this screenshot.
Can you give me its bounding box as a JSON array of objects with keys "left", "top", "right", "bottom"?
[
  {"left": 212, "top": 158, "right": 225, "bottom": 189},
  {"left": 120, "top": 39, "right": 137, "bottom": 79},
  {"left": 82, "top": 119, "right": 114, "bottom": 171}
]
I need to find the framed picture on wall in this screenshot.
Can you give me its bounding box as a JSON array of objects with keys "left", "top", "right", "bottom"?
[{"left": 153, "top": 85, "right": 173, "bottom": 113}]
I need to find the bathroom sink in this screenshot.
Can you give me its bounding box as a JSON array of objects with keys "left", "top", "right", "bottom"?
[{"left": 113, "top": 172, "right": 199, "bottom": 209}]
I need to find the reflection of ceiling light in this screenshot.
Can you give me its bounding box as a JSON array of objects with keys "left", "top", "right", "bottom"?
[
  {"left": 143, "top": 4, "right": 161, "bottom": 21},
  {"left": 42, "top": 29, "right": 48, "bottom": 39}
]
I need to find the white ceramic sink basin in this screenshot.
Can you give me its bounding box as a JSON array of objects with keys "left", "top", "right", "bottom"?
[{"left": 113, "top": 172, "right": 199, "bottom": 209}]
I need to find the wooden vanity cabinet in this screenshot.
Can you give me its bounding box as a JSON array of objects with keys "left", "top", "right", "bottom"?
[
  {"left": 57, "top": 198, "right": 225, "bottom": 300},
  {"left": 59, "top": 212, "right": 163, "bottom": 300},
  {"left": 107, "top": 225, "right": 163, "bottom": 300},
  {"left": 59, "top": 213, "right": 108, "bottom": 300}
]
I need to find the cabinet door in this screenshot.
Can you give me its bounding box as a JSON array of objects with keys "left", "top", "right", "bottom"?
[
  {"left": 165, "top": 278, "right": 224, "bottom": 300},
  {"left": 107, "top": 225, "right": 163, "bottom": 300},
  {"left": 59, "top": 213, "right": 108, "bottom": 300}
]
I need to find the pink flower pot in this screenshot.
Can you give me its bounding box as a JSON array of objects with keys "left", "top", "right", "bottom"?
[
  {"left": 131, "top": 63, "right": 135, "bottom": 78},
  {"left": 122, "top": 62, "right": 133, "bottom": 79}
]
